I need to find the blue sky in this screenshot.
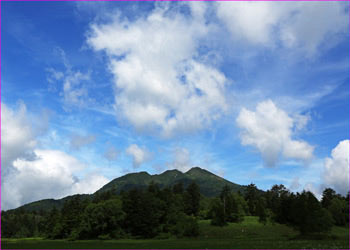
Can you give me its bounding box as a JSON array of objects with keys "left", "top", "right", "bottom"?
[{"left": 1, "top": 1, "right": 349, "bottom": 210}]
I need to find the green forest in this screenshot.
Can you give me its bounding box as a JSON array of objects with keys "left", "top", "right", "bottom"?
[{"left": 1, "top": 180, "right": 349, "bottom": 249}]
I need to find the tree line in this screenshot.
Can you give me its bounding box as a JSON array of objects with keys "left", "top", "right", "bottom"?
[
  {"left": 1, "top": 182, "right": 348, "bottom": 240},
  {"left": 210, "top": 184, "right": 349, "bottom": 235}
]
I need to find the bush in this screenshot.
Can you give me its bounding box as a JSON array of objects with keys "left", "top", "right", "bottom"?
[
  {"left": 183, "top": 216, "right": 199, "bottom": 237},
  {"left": 210, "top": 199, "right": 227, "bottom": 227},
  {"left": 170, "top": 213, "right": 199, "bottom": 237}
]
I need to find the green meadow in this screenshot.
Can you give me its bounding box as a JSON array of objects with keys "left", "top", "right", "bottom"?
[{"left": 2, "top": 217, "right": 348, "bottom": 249}]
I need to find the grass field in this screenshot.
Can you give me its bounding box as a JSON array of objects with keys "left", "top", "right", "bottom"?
[{"left": 2, "top": 216, "right": 349, "bottom": 249}]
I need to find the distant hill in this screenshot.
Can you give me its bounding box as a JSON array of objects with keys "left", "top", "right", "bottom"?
[
  {"left": 14, "top": 167, "right": 247, "bottom": 212},
  {"left": 18, "top": 194, "right": 90, "bottom": 212},
  {"left": 97, "top": 167, "right": 246, "bottom": 197}
]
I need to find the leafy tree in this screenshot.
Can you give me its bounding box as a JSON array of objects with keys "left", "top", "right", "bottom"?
[
  {"left": 220, "top": 185, "right": 231, "bottom": 221},
  {"left": 122, "top": 189, "right": 164, "bottom": 238},
  {"left": 230, "top": 193, "right": 247, "bottom": 223},
  {"left": 1, "top": 209, "right": 46, "bottom": 238},
  {"left": 219, "top": 186, "right": 245, "bottom": 223},
  {"left": 79, "top": 198, "right": 125, "bottom": 239},
  {"left": 44, "top": 207, "right": 61, "bottom": 238},
  {"left": 328, "top": 197, "right": 347, "bottom": 226},
  {"left": 156, "top": 187, "right": 180, "bottom": 230},
  {"left": 265, "top": 184, "right": 293, "bottom": 224},
  {"left": 210, "top": 198, "right": 227, "bottom": 226},
  {"left": 59, "top": 196, "right": 88, "bottom": 239},
  {"left": 184, "top": 182, "right": 200, "bottom": 216},
  {"left": 321, "top": 188, "right": 337, "bottom": 209},
  {"left": 256, "top": 197, "right": 268, "bottom": 225},
  {"left": 290, "top": 191, "right": 333, "bottom": 235},
  {"left": 266, "top": 184, "right": 288, "bottom": 212},
  {"left": 245, "top": 183, "right": 259, "bottom": 215}
]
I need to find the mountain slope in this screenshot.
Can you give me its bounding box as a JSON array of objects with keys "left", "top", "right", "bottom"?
[
  {"left": 18, "top": 194, "right": 91, "bottom": 212},
  {"left": 96, "top": 167, "right": 245, "bottom": 197},
  {"left": 14, "top": 167, "right": 247, "bottom": 212},
  {"left": 184, "top": 167, "right": 244, "bottom": 196}
]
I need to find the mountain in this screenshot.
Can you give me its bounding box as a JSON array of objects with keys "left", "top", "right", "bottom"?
[
  {"left": 14, "top": 167, "right": 247, "bottom": 212},
  {"left": 97, "top": 167, "right": 245, "bottom": 197},
  {"left": 18, "top": 194, "right": 91, "bottom": 212}
]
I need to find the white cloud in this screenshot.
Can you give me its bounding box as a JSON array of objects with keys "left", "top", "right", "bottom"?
[
  {"left": 236, "top": 100, "right": 314, "bottom": 167},
  {"left": 71, "top": 173, "right": 109, "bottom": 195},
  {"left": 216, "top": 1, "right": 284, "bottom": 45},
  {"left": 279, "top": 2, "right": 347, "bottom": 55},
  {"left": 293, "top": 113, "right": 311, "bottom": 131},
  {"left": 46, "top": 48, "right": 91, "bottom": 109},
  {"left": 2, "top": 149, "right": 109, "bottom": 210},
  {"left": 323, "top": 140, "right": 349, "bottom": 195},
  {"left": 1, "top": 103, "right": 37, "bottom": 176},
  {"left": 168, "top": 147, "right": 193, "bottom": 173},
  {"left": 126, "top": 144, "right": 151, "bottom": 169},
  {"left": 61, "top": 70, "right": 91, "bottom": 108},
  {"left": 1, "top": 103, "right": 109, "bottom": 210},
  {"left": 216, "top": 1, "right": 348, "bottom": 55},
  {"left": 70, "top": 134, "right": 96, "bottom": 150},
  {"left": 87, "top": 4, "right": 229, "bottom": 137}
]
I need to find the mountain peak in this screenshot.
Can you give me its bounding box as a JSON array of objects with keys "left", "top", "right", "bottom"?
[
  {"left": 186, "top": 166, "right": 201, "bottom": 172},
  {"left": 162, "top": 169, "right": 182, "bottom": 174},
  {"left": 125, "top": 171, "right": 150, "bottom": 176},
  {"left": 186, "top": 166, "right": 213, "bottom": 175}
]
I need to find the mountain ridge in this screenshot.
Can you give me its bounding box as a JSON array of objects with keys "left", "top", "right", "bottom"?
[
  {"left": 14, "top": 167, "right": 247, "bottom": 212},
  {"left": 96, "top": 166, "right": 244, "bottom": 196}
]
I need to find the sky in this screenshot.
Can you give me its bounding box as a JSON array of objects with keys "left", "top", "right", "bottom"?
[{"left": 1, "top": 1, "right": 349, "bottom": 211}]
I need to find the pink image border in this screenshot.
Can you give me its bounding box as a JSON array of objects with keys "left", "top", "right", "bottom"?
[{"left": 0, "top": 0, "right": 348, "bottom": 250}]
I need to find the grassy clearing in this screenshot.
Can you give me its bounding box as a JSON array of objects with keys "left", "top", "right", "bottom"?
[{"left": 2, "top": 216, "right": 349, "bottom": 249}]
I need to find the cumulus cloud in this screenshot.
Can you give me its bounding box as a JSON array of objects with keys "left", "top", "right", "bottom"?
[
  {"left": 236, "top": 100, "right": 314, "bottom": 167},
  {"left": 70, "top": 134, "right": 96, "bottom": 150},
  {"left": 323, "top": 140, "right": 349, "bottom": 195},
  {"left": 1, "top": 103, "right": 109, "bottom": 210},
  {"left": 126, "top": 144, "right": 151, "bottom": 169},
  {"left": 1, "top": 103, "right": 37, "bottom": 177},
  {"left": 2, "top": 149, "right": 109, "bottom": 210},
  {"left": 87, "top": 3, "right": 229, "bottom": 137},
  {"left": 168, "top": 147, "right": 193, "bottom": 173},
  {"left": 216, "top": 1, "right": 348, "bottom": 55}
]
